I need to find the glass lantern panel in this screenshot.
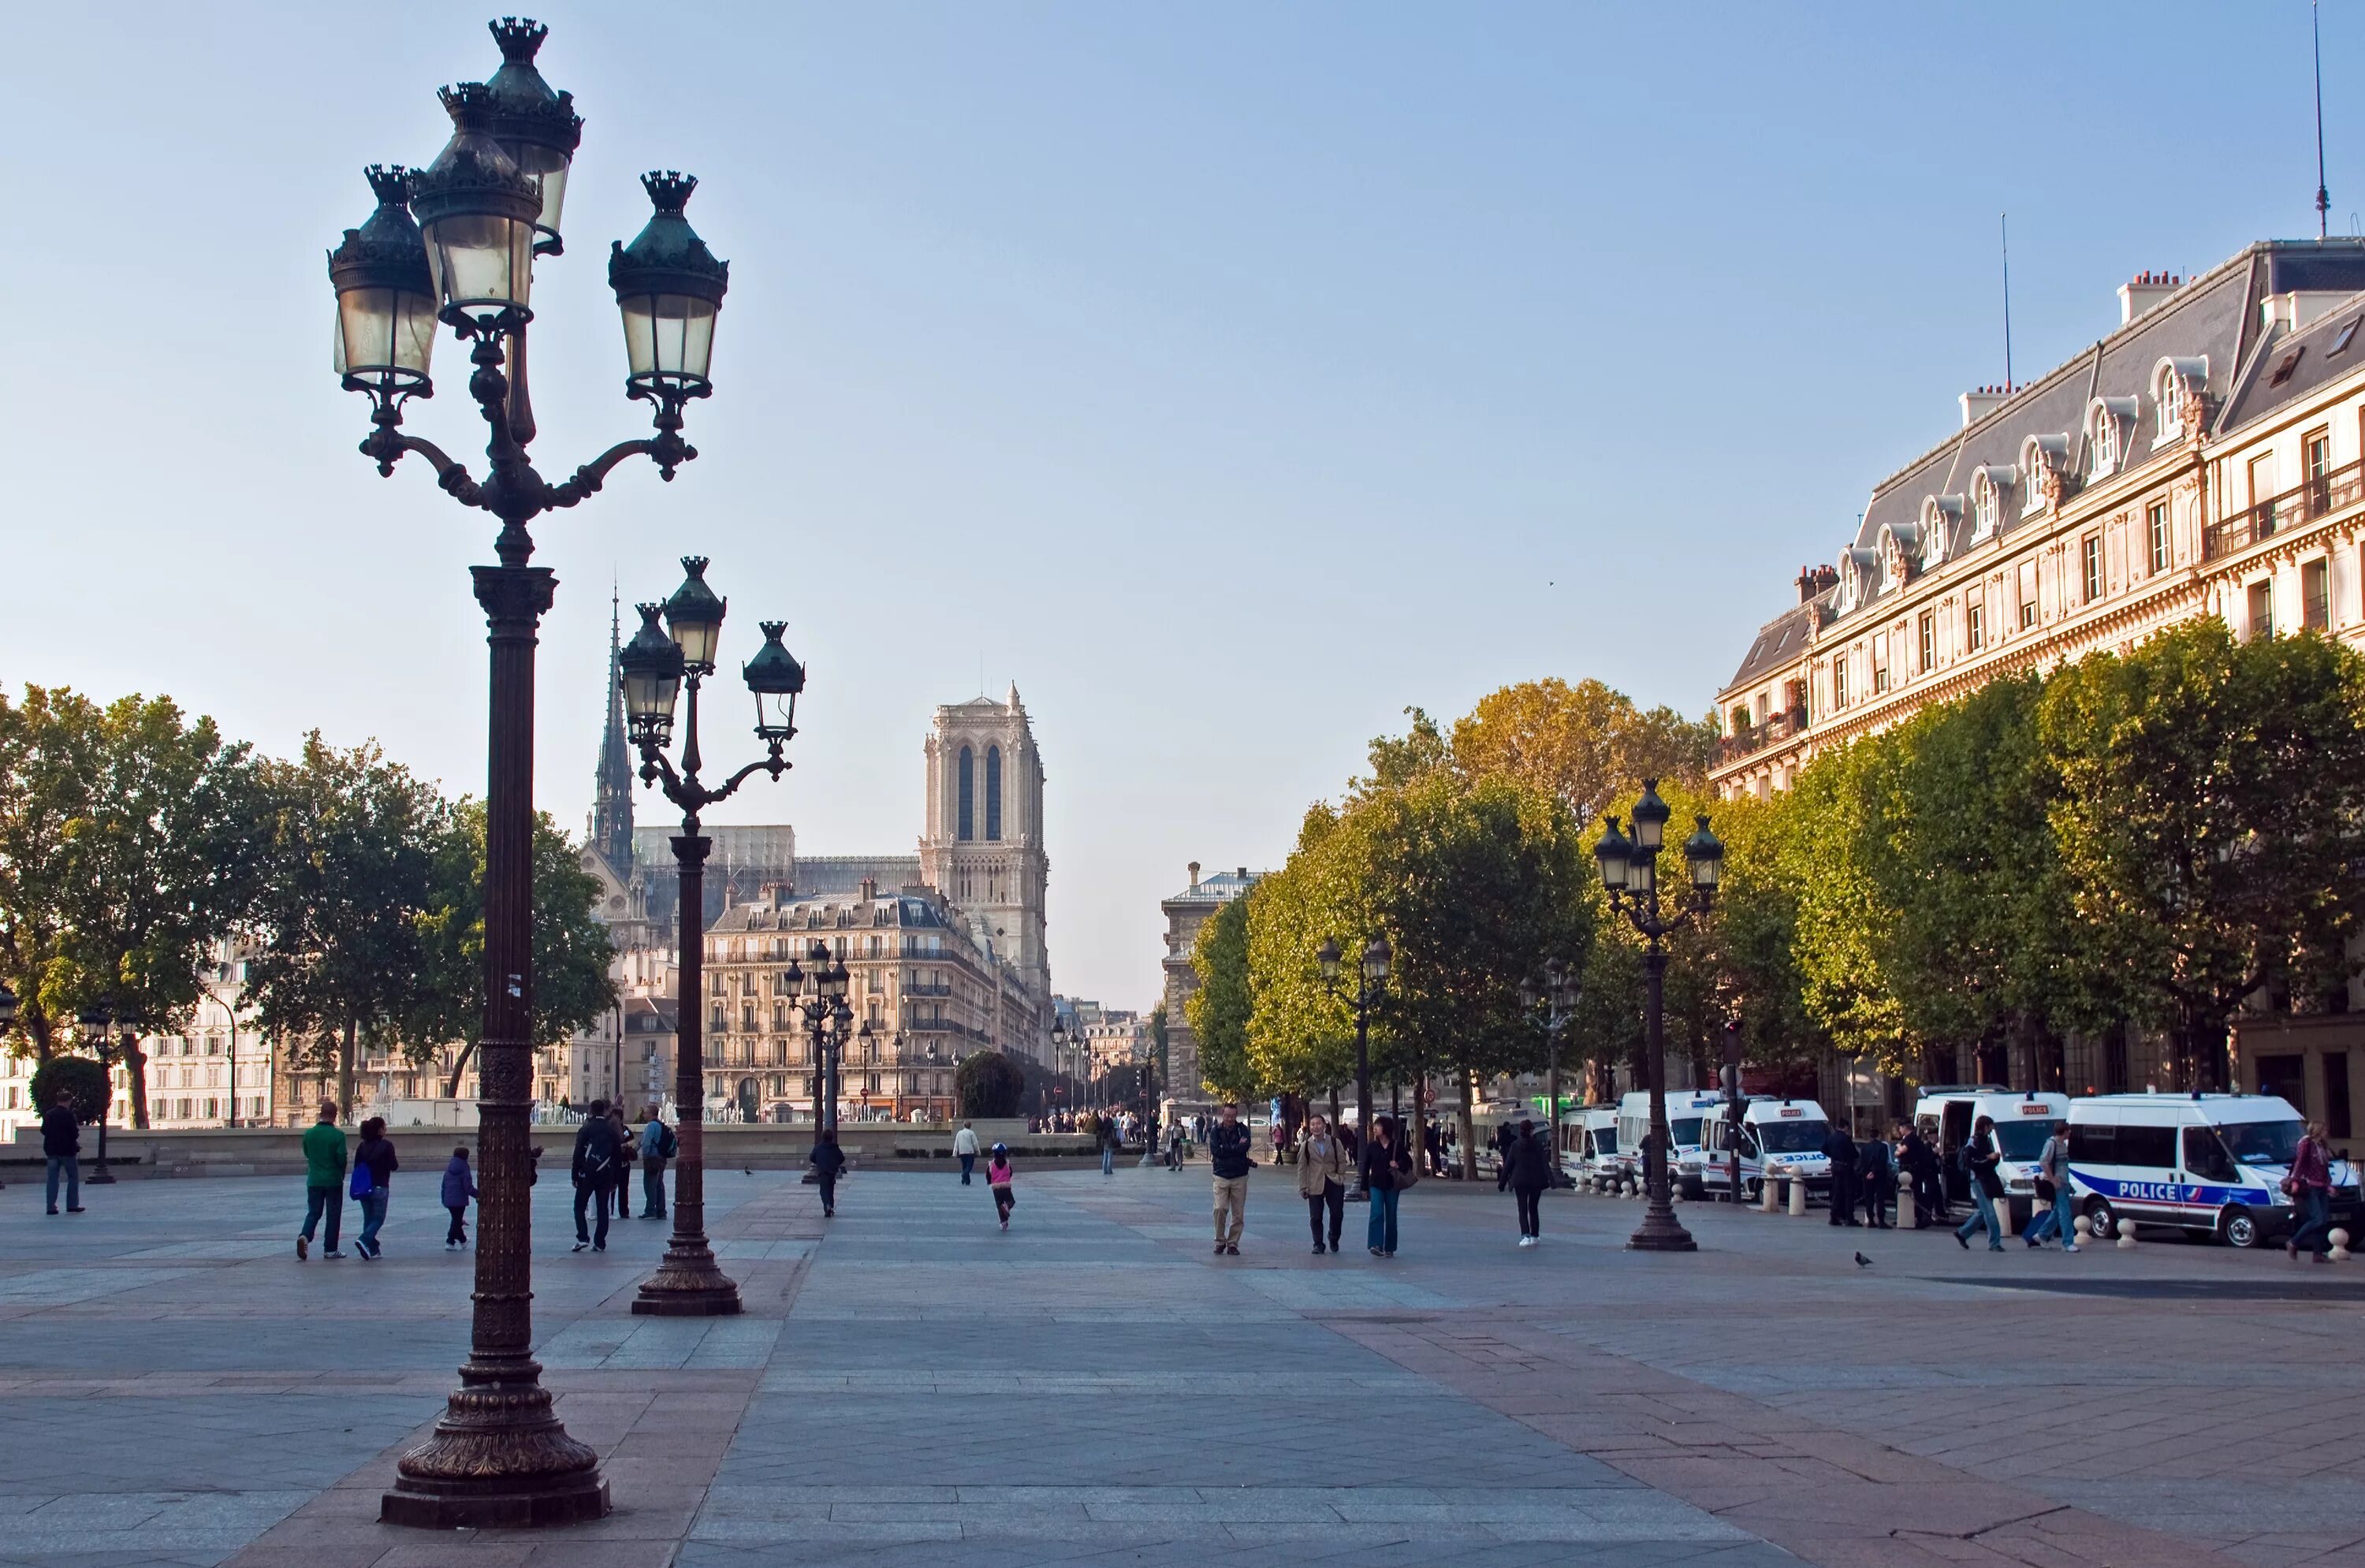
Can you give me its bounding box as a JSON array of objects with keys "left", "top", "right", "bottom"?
[
  {"left": 754, "top": 689, "right": 796, "bottom": 736},
  {"left": 621, "top": 292, "right": 718, "bottom": 381},
  {"left": 337, "top": 288, "right": 438, "bottom": 377},
  {"left": 424, "top": 213, "right": 534, "bottom": 311}
]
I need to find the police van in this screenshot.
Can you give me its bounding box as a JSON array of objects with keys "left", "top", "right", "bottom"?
[
  {"left": 2067, "top": 1092, "right": 2359, "bottom": 1248},
  {"left": 1561, "top": 1106, "right": 1620, "bottom": 1189},
  {"left": 1679, "top": 1097, "right": 1836, "bottom": 1202},
  {"left": 1615, "top": 1089, "right": 1723, "bottom": 1190},
  {"left": 1912, "top": 1087, "right": 2070, "bottom": 1233}
]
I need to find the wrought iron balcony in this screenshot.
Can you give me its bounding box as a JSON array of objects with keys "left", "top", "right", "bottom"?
[
  {"left": 1716, "top": 706, "right": 1809, "bottom": 764},
  {"left": 2207, "top": 457, "right": 2364, "bottom": 559}
]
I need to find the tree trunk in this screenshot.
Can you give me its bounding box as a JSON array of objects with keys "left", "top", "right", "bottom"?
[
  {"left": 1458, "top": 1067, "right": 1480, "bottom": 1181},
  {"left": 338, "top": 1016, "right": 357, "bottom": 1121},
  {"left": 124, "top": 1039, "right": 150, "bottom": 1130},
  {"left": 444, "top": 1037, "right": 479, "bottom": 1098}
]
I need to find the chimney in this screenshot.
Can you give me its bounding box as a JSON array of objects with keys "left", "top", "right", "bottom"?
[
  {"left": 1797, "top": 564, "right": 1838, "bottom": 603},
  {"left": 2118, "top": 270, "right": 2180, "bottom": 326},
  {"left": 1958, "top": 384, "right": 2009, "bottom": 427},
  {"left": 760, "top": 881, "right": 787, "bottom": 911},
  {"left": 1236, "top": 866, "right": 1248, "bottom": 881},
  {"left": 1187, "top": 861, "right": 1201, "bottom": 891},
  {"left": 2263, "top": 289, "right": 2352, "bottom": 333},
  {"left": 858, "top": 875, "right": 877, "bottom": 902}
]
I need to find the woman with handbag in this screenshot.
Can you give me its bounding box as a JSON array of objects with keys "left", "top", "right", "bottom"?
[
  {"left": 1297, "top": 1114, "right": 1346, "bottom": 1254},
  {"left": 1362, "top": 1115, "right": 1407, "bottom": 1257},
  {"left": 352, "top": 1117, "right": 399, "bottom": 1261},
  {"left": 2287, "top": 1121, "right": 2336, "bottom": 1261}
]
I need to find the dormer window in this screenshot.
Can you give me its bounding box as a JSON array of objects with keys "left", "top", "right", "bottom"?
[
  {"left": 1970, "top": 468, "right": 2011, "bottom": 539},
  {"left": 2089, "top": 404, "right": 2119, "bottom": 479},
  {"left": 2157, "top": 373, "right": 2182, "bottom": 440}
]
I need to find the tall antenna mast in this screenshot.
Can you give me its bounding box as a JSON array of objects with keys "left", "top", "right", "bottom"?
[
  {"left": 2000, "top": 213, "right": 2013, "bottom": 393},
  {"left": 2316, "top": 0, "right": 2332, "bottom": 239}
]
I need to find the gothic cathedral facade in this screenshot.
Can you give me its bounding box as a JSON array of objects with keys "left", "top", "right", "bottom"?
[{"left": 918, "top": 687, "right": 1052, "bottom": 999}]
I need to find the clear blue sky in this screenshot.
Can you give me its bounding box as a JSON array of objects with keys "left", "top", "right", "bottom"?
[{"left": 0, "top": 3, "right": 2351, "bottom": 1009}]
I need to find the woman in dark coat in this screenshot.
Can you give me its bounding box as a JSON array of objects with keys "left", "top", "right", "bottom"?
[{"left": 1505, "top": 1118, "right": 1553, "bottom": 1246}]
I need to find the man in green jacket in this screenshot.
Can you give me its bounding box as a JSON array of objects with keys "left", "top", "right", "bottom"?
[{"left": 297, "top": 1101, "right": 348, "bottom": 1260}]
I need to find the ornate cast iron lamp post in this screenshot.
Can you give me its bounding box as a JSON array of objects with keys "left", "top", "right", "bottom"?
[
  {"left": 616, "top": 560, "right": 804, "bottom": 1317},
  {"left": 1520, "top": 959, "right": 1581, "bottom": 1175},
  {"left": 786, "top": 941, "right": 851, "bottom": 1130},
  {"left": 329, "top": 18, "right": 731, "bottom": 1529},
  {"left": 1317, "top": 936, "right": 1391, "bottom": 1197},
  {"left": 1593, "top": 781, "right": 1723, "bottom": 1253},
  {"left": 73, "top": 1006, "right": 137, "bottom": 1186}
]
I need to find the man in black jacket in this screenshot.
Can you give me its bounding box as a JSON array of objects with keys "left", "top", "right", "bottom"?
[
  {"left": 1901, "top": 1127, "right": 1945, "bottom": 1227},
  {"left": 41, "top": 1098, "right": 83, "bottom": 1215},
  {"left": 1823, "top": 1122, "right": 1860, "bottom": 1227},
  {"left": 571, "top": 1098, "right": 621, "bottom": 1253},
  {"left": 1505, "top": 1119, "right": 1553, "bottom": 1246},
  {"left": 1209, "top": 1104, "right": 1253, "bottom": 1255}
]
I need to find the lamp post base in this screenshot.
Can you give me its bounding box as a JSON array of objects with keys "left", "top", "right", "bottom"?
[
  {"left": 631, "top": 1240, "right": 742, "bottom": 1317},
  {"left": 381, "top": 1365, "right": 610, "bottom": 1529},
  {"left": 1625, "top": 1208, "right": 1697, "bottom": 1253}
]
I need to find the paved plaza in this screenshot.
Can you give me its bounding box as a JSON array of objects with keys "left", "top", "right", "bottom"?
[{"left": 1, "top": 1162, "right": 2360, "bottom": 1568}]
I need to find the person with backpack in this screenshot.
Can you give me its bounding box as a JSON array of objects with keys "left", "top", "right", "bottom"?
[
  {"left": 985, "top": 1142, "right": 1016, "bottom": 1230},
  {"left": 2023, "top": 1120, "right": 2077, "bottom": 1251},
  {"left": 441, "top": 1145, "right": 478, "bottom": 1249},
  {"left": 608, "top": 1106, "right": 636, "bottom": 1219},
  {"left": 2287, "top": 1120, "right": 2337, "bottom": 1262},
  {"left": 1505, "top": 1118, "right": 1553, "bottom": 1247},
  {"left": 1209, "top": 1102, "right": 1254, "bottom": 1255},
  {"left": 640, "top": 1109, "right": 677, "bottom": 1218},
  {"left": 1954, "top": 1115, "right": 2008, "bottom": 1252},
  {"left": 954, "top": 1121, "right": 980, "bottom": 1184},
  {"left": 571, "top": 1098, "right": 621, "bottom": 1253},
  {"left": 1100, "top": 1114, "right": 1120, "bottom": 1177},
  {"left": 40, "top": 1093, "right": 83, "bottom": 1215},
  {"left": 297, "top": 1101, "right": 347, "bottom": 1260},
  {"left": 352, "top": 1116, "right": 399, "bottom": 1260},
  {"left": 810, "top": 1130, "right": 846, "bottom": 1217}
]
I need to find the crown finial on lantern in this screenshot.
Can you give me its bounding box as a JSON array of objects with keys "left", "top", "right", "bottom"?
[
  {"left": 364, "top": 163, "right": 412, "bottom": 204},
  {"left": 642, "top": 171, "right": 698, "bottom": 214},
  {"left": 490, "top": 17, "right": 549, "bottom": 62}
]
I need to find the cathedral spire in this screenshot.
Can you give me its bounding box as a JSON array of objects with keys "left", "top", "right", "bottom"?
[{"left": 590, "top": 583, "right": 635, "bottom": 870}]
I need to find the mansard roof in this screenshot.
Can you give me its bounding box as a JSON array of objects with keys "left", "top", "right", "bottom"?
[
  {"left": 1726, "top": 600, "right": 1824, "bottom": 692},
  {"left": 1719, "top": 238, "right": 2365, "bottom": 696},
  {"left": 1163, "top": 868, "right": 1264, "bottom": 907}
]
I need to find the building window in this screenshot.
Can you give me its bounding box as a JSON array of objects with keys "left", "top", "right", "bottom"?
[
  {"left": 2147, "top": 500, "right": 2169, "bottom": 574},
  {"left": 2090, "top": 409, "right": 2117, "bottom": 479},
  {"left": 2158, "top": 373, "right": 2182, "bottom": 441},
  {"left": 1966, "top": 594, "right": 1983, "bottom": 650},
  {"left": 1871, "top": 634, "right": 1890, "bottom": 693},
  {"left": 2017, "top": 561, "right": 2039, "bottom": 629},
  {"left": 985, "top": 746, "right": 1003, "bottom": 841},
  {"left": 2306, "top": 428, "right": 2333, "bottom": 515},
  {"left": 2304, "top": 557, "right": 2330, "bottom": 631},
  {"left": 957, "top": 746, "right": 974, "bottom": 840},
  {"left": 1973, "top": 475, "right": 1998, "bottom": 536},
  {"left": 1917, "top": 611, "right": 1935, "bottom": 672},
  {"left": 2082, "top": 535, "right": 2102, "bottom": 604},
  {"left": 2248, "top": 579, "right": 2274, "bottom": 640},
  {"left": 1832, "top": 656, "right": 1847, "bottom": 708}
]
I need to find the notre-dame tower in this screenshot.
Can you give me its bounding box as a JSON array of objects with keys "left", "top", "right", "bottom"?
[{"left": 919, "top": 685, "right": 1049, "bottom": 995}]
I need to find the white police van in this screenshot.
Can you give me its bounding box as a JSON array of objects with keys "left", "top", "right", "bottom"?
[
  {"left": 1680, "top": 1097, "right": 1836, "bottom": 1202},
  {"left": 1615, "top": 1089, "right": 1723, "bottom": 1191},
  {"left": 1561, "top": 1106, "right": 1620, "bottom": 1189},
  {"left": 1913, "top": 1087, "right": 2070, "bottom": 1233},
  {"left": 2067, "top": 1092, "right": 2359, "bottom": 1248}
]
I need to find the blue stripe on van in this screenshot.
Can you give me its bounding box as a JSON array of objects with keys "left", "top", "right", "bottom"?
[{"left": 2068, "top": 1167, "right": 2270, "bottom": 1209}]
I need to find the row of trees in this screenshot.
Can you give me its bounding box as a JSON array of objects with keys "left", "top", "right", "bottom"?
[
  {"left": 0, "top": 686, "right": 616, "bottom": 1122},
  {"left": 1191, "top": 621, "right": 2365, "bottom": 1119}
]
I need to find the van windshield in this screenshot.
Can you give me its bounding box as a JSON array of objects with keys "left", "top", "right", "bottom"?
[
  {"left": 1994, "top": 1122, "right": 2052, "bottom": 1162},
  {"left": 1670, "top": 1117, "right": 1704, "bottom": 1148},
  {"left": 1758, "top": 1119, "right": 1828, "bottom": 1154},
  {"left": 1592, "top": 1130, "right": 1618, "bottom": 1155},
  {"left": 2219, "top": 1119, "right": 2304, "bottom": 1167}
]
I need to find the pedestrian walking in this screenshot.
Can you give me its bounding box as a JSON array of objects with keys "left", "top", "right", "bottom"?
[
  {"left": 1209, "top": 1102, "right": 1254, "bottom": 1255},
  {"left": 954, "top": 1120, "right": 980, "bottom": 1184},
  {"left": 441, "top": 1145, "right": 477, "bottom": 1249},
  {"left": 639, "top": 1109, "right": 676, "bottom": 1218},
  {"left": 986, "top": 1142, "right": 1016, "bottom": 1229},
  {"left": 1954, "top": 1115, "right": 2008, "bottom": 1252},
  {"left": 296, "top": 1101, "right": 346, "bottom": 1260},
  {"left": 1823, "top": 1120, "right": 1860, "bottom": 1227},
  {"left": 1505, "top": 1117, "right": 1551, "bottom": 1246},
  {"left": 1101, "top": 1115, "right": 1119, "bottom": 1177},
  {"left": 2024, "top": 1120, "right": 2077, "bottom": 1250},
  {"left": 39, "top": 1093, "right": 83, "bottom": 1215},
  {"left": 1297, "top": 1113, "right": 1346, "bottom": 1253},
  {"left": 1165, "top": 1120, "right": 1185, "bottom": 1170},
  {"left": 352, "top": 1116, "right": 399, "bottom": 1260},
  {"left": 810, "top": 1130, "right": 846, "bottom": 1217},
  {"left": 609, "top": 1106, "right": 635, "bottom": 1219},
  {"left": 1901, "top": 1125, "right": 1944, "bottom": 1228},
  {"left": 2286, "top": 1120, "right": 2337, "bottom": 1261},
  {"left": 1492, "top": 1120, "right": 1517, "bottom": 1192},
  {"left": 1363, "top": 1115, "right": 1407, "bottom": 1257},
  {"left": 1858, "top": 1131, "right": 1895, "bottom": 1228},
  {"left": 571, "top": 1097, "right": 621, "bottom": 1253}
]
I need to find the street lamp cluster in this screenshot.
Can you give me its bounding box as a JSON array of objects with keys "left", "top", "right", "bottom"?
[
  {"left": 1594, "top": 780, "right": 1723, "bottom": 1253},
  {"left": 326, "top": 17, "right": 736, "bottom": 1529},
  {"left": 1317, "top": 936, "right": 1391, "bottom": 1196},
  {"left": 614, "top": 555, "right": 806, "bottom": 1320},
  {"left": 781, "top": 940, "right": 855, "bottom": 1132}
]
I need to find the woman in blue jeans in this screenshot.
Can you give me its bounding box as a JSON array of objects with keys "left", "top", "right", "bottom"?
[
  {"left": 352, "top": 1117, "right": 400, "bottom": 1260},
  {"left": 1362, "top": 1115, "right": 1402, "bottom": 1257}
]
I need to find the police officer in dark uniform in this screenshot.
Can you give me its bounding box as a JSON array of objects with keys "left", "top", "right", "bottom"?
[{"left": 1823, "top": 1119, "right": 1860, "bottom": 1226}]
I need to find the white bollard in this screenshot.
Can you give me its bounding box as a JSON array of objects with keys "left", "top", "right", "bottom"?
[
  {"left": 1759, "top": 1176, "right": 1778, "bottom": 1213},
  {"left": 2072, "top": 1214, "right": 2091, "bottom": 1241},
  {"left": 2331, "top": 1227, "right": 2352, "bottom": 1262},
  {"left": 2115, "top": 1216, "right": 2137, "bottom": 1250},
  {"left": 1786, "top": 1174, "right": 1807, "bottom": 1217}
]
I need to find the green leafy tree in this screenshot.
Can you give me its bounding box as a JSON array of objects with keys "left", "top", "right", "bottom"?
[
  {"left": 30, "top": 1055, "right": 107, "bottom": 1120},
  {"left": 2038, "top": 620, "right": 2365, "bottom": 1088},
  {"left": 1773, "top": 732, "right": 1913, "bottom": 1071},
  {"left": 245, "top": 736, "right": 451, "bottom": 1116},
  {"left": 1349, "top": 706, "right": 1452, "bottom": 800},
  {"left": 0, "top": 687, "right": 108, "bottom": 1061},
  {"left": 1451, "top": 677, "right": 1715, "bottom": 825},
  {"left": 1186, "top": 894, "right": 1260, "bottom": 1101},
  {"left": 412, "top": 803, "right": 617, "bottom": 1095},
  {"left": 955, "top": 1048, "right": 1024, "bottom": 1118}
]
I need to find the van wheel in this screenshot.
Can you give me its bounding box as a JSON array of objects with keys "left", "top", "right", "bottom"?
[
  {"left": 2084, "top": 1197, "right": 2116, "bottom": 1242},
  {"left": 2218, "top": 1206, "right": 2265, "bottom": 1249}
]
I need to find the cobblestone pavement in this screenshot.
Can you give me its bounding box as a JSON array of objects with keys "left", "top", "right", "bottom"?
[{"left": 1, "top": 1160, "right": 2359, "bottom": 1567}]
